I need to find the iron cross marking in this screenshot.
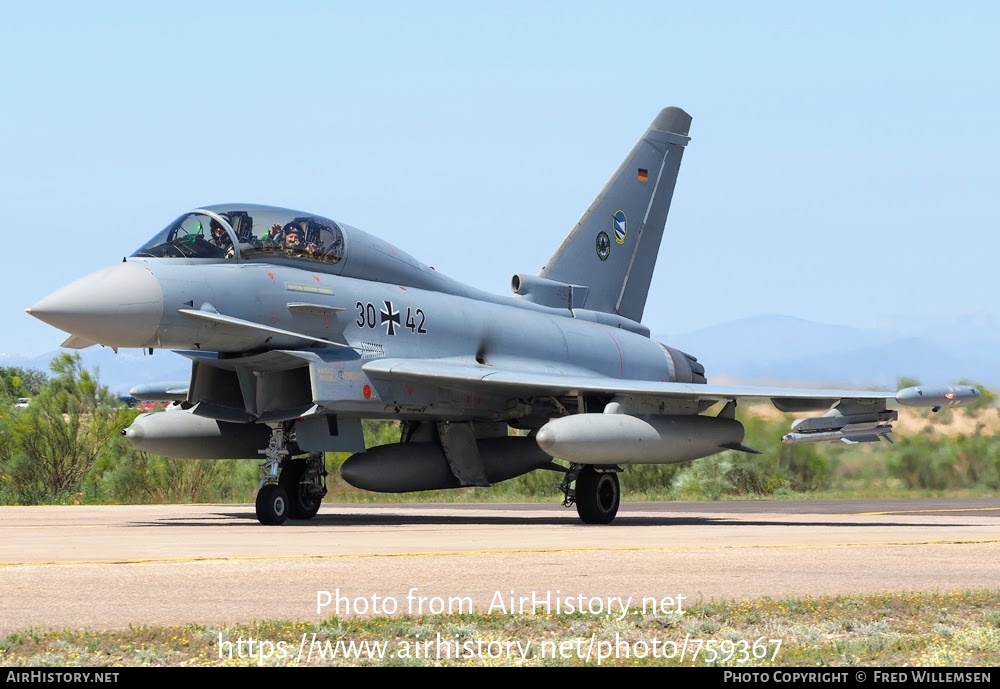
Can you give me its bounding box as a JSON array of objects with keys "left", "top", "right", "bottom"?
[{"left": 380, "top": 300, "right": 400, "bottom": 335}]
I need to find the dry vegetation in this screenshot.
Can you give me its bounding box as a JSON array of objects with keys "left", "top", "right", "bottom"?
[{"left": 2, "top": 590, "right": 997, "bottom": 667}]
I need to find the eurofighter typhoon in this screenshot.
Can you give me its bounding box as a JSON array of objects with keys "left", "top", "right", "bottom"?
[{"left": 26, "top": 107, "right": 979, "bottom": 525}]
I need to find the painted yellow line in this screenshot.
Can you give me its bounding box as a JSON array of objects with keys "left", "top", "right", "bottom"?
[
  {"left": 855, "top": 507, "right": 1000, "bottom": 515},
  {"left": 4, "top": 539, "right": 1000, "bottom": 567}
]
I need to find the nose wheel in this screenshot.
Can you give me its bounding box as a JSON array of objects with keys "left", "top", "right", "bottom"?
[
  {"left": 279, "top": 453, "right": 327, "bottom": 520},
  {"left": 256, "top": 484, "right": 289, "bottom": 525},
  {"left": 256, "top": 426, "right": 290, "bottom": 526}
]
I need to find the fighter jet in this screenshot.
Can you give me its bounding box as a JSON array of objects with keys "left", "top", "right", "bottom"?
[{"left": 26, "top": 107, "right": 979, "bottom": 526}]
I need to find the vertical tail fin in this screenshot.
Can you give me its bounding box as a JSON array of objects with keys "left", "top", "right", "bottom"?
[{"left": 539, "top": 107, "right": 691, "bottom": 323}]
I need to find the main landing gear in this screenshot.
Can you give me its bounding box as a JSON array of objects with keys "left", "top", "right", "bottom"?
[
  {"left": 256, "top": 427, "right": 328, "bottom": 525},
  {"left": 560, "top": 463, "right": 621, "bottom": 525}
]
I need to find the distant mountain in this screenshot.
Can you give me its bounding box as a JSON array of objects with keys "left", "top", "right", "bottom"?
[
  {"left": 4, "top": 313, "right": 998, "bottom": 396},
  {"left": 657, "top": 315, "right": 1000, "bottom": 389}
]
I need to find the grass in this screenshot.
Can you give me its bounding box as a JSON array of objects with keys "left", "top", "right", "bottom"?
[{"left": 2, "top": 590, "right": 998, "bottom": 667}]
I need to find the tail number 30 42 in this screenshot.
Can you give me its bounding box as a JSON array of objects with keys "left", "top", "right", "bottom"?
[{"left": 356, "top": 301, "right": 427, "bottom": 335}]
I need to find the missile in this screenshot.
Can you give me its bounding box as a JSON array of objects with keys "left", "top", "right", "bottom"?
[
  {"left": 123, "top": 410, "right": 275, "bottom": 458},
  {"left": 790, "top": 410, "right": 896, "bottom": 433},
  {"left": 341, "top": 436, "right": 551, "bottom": 493},
  {"left": 129, "top": 382, "right": 189, "bottom": 402},
  {"left": 781, "top": 426, "right": 892, "bottom": 445},
  {"left": 534, "top": 413, "right": 746, "bottom": 464},
  {"left": 896, "top": 385, "right": 981, "bottom": 408}
]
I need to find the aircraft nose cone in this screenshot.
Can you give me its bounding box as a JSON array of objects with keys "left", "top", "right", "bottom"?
[{"left": 26, "top": 262, "right": 163, "bottom": 348}]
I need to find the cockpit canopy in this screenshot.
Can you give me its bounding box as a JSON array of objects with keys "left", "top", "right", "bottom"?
[{"left": 131, "top": 204, "right": 346, "bottom": 265}]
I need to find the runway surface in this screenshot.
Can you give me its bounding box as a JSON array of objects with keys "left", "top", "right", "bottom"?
[{"left": 0, "top": 498, "right": 998, "bottom": 633}]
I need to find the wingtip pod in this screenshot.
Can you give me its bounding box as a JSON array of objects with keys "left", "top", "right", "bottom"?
[
  {"left": 895, "top": 385, "right": 981, "bottom": 408},
  {"left": 652, "top": 107, "right": 692, "bottom": 136}
]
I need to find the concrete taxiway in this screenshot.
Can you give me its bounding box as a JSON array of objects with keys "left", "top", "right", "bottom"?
[{"left": 0, "top": 499, "right": 997, "bottom": 633}]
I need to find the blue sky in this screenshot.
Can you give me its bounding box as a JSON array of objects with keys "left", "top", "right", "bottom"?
[{"left": 3, "top": 1, "right": 998, "bottom": 356}]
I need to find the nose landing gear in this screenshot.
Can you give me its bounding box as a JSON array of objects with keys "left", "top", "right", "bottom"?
[
  {"left": 279, "top": 452, "right": 327, "bottom": 520},
  {"left": 255, "top": 427, "right": 328, "bottom": 525}
]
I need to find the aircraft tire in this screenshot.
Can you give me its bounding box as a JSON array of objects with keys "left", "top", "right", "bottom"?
[
  {"left": 255, "top": 484, "right": 289, "bottom": 525},
  {"left": 575, "top": 466, "right": 620, "bottom": 525},
  {"left": 279, "top": 460, "right": 323, "bottom": 520}
]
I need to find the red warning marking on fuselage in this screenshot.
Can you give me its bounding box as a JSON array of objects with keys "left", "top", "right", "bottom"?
[
  {"left": 267, "top": 272, "right": 276, "bottom": 281},
  {"left": 363, "top": 385, "right": 372, "bottom": 400}
]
